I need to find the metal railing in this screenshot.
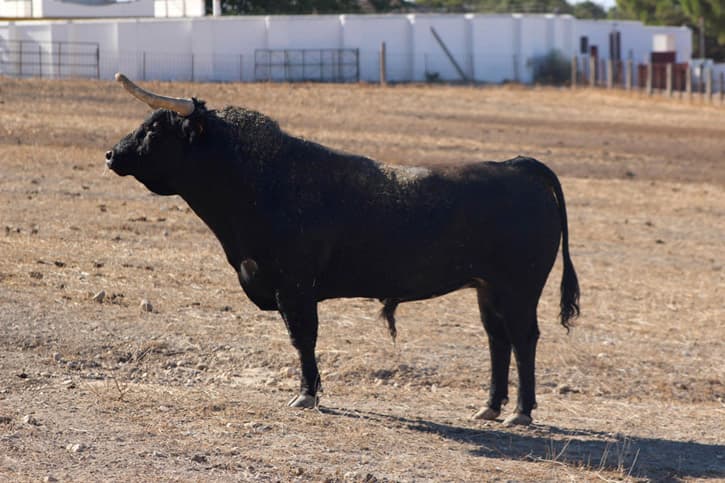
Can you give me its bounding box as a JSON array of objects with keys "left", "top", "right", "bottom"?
[
  {"left": 0, "top": 40, "right": 100, "bottom": 79},
  {"left": 254, "top": 48, "right": 360, "bottom": 83}
]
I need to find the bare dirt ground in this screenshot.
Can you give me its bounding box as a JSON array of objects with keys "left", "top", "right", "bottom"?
[{"left": 0, "top": 78, "right": 723, "bottom": 482}]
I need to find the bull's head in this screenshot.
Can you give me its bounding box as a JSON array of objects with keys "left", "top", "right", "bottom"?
[{"left": 106, "top": 73, "right": 204, "bottom": 195}]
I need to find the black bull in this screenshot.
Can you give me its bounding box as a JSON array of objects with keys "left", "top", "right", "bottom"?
[{"left": 106, "top": 96, "right": 579, "bottom": 425}]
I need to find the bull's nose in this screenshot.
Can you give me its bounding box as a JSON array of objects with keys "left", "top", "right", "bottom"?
[{"left": 105, "top": 150, "right": 114, "bottom": 168}]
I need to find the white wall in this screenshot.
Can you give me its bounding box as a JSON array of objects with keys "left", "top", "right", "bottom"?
[
  {"left": 519, "top": 15, "right": 556, "bottom": 83},
  {"left": 155, "top": 0, "right": 204, "bottom": 18},
  {"left": 470, "top": 15, "right": 516, "bottom": 83},
  {"left": 191, "top": 16, "right": 266, "bottom": 82},
  {"left": 571, "top": 19, "right": 692, "bottom": 65},
  {"left": 64, "top": 20, "right": 118, "bottom": 78},
  {"left": 644, "top": 25, "right": 692, "bottom": 63},
  {"left": 38, "top": 0, "right": 156, "bottom": 18},
  {"left": 409, "top": 14, "right": 470, "bottom": 82},
  {"left": 264, "top": 15, "right": 344, "bottom": 81},
  {"left": 266, "top": 15, "right": 341, "bottom": 50},
  {"left": 342, "top": 14, "right": 412, "bottom": 82},
  {"left": 552, "top": 14, "right": 574, "bottom": 55},
  {"left": 0, "top": 0, "right": 204, "bottom": 18},
  {"left": 0, "top": 14, "right": 693, "bottom": 84},
  {"left": 126, "top": 19, "right": 193, "bottom": 80},
  {"left": 0, "top": 0, "right": 32, "bottom": 17}
]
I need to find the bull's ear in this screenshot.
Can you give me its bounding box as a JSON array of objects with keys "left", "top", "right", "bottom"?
[{"left": 181, "top": 117, "right": 204, "bottom": 144}]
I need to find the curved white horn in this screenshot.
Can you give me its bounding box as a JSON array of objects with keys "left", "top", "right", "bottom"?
[{"left": 115, "top": 72, "right": 195, "bottom": 117}]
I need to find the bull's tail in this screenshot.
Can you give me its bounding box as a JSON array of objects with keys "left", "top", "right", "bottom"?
[
  {"left": 380, "top": 298, "right": 399, "bottom": 342},
  {"left": 513, "top": 157, "right": 580, "bottom": 331}
]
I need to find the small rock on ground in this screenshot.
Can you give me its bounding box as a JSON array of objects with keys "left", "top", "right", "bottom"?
[
  {"left": 23, "top": 414, "right": 40, "bottom": 426},
  {"left": 92, "top": 290, "right": 105, "bottom": 303},
  {"left": 66, "top": 443, "right": 88, "bottom": 453}
]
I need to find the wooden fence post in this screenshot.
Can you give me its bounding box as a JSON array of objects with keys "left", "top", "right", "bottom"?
[
  {"left": 589, "top": 56, "right": 596, "bottom": 87},
  {"left": 646, "top": 63, "right": 653, "bottom": 95},
  {"left": 705, "top": 67, "right": 713, "bottom": 102},
  {"left": 665, "top": 63, "right": 673, "bottom": 97},
  {"left": 95, "top": 45, "right": 100, "bottom": 80},
  {"left": 686, "top": 65, "right": 692, "bottom": 101},
  {"left": 17, "top": 40, "right": 23, "bottom": 77},
  {"left": 625, "top": 60, "right": 632, "bottom": 90},
  {"left": 606, "top": 59, "right": 613, "bottom": 88},
  {"left": 571, "top": 56, "right": 578, "bottom": 89},
  {"left": 720, "top": 72, "right": 724, "bottom": 104},
  {"left": 57, "top": 42, "right": 62, "bottom": 78},
  {"left": 379, "top": 42, "right": 386, "bottom": 86}
]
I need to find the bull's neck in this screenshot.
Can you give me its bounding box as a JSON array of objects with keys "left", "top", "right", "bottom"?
[{"left": 175, "top": 165, "right": 258, "bottom": 271}]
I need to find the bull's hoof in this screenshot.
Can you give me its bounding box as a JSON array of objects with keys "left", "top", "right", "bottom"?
[
  {"left": 503, "top": 413, "right": 532, "bottom": 426},
  {"left": 287, "top": 393, "right": 317, "bottom": 409},
  {"left": 472, "top": 407, "right": 500, "bottom": 420}
]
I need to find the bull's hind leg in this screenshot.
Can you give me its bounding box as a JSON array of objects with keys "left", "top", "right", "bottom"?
[
  {"left": 502, "top": 303, "right": 540, "bottom": 426},
  {"left": 472, "top": 285, "right": 511, "bottom": 421}
]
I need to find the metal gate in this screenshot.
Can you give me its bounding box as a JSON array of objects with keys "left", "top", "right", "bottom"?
[
  {"left": 0, "top": 40, "right": 100, "bottom": 79},
  {"left": 254, "top": 49, "right": 359, "bottom": 83}
]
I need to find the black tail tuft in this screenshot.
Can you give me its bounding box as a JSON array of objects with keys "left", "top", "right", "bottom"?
[
  {"left": 560, "top": 253, "right": 580, "bottom": 333},
  {"left": 380, "top": 299, "right": 399, "bottom": 342}
]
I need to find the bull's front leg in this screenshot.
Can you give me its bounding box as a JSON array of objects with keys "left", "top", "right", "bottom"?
[{"left": 275, "top": 287, "right": 321, "bottom": 408}]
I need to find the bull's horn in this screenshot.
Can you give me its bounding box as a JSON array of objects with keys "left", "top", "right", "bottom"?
[{"left": 115, "top": 72, "right": 195, "bottom": 117}]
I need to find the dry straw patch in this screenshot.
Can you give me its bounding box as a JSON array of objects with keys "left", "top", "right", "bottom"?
[{"left": 0, "top": 78, "right": 723, "bottom": 481}]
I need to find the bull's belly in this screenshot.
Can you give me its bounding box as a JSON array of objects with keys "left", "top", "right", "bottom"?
[
  {"left": 316, "top": 217, "right": 562, "bottom": 302},
  {"left": 316, "top": 250, "right": 484, "bottom": 301},
  {"left": 318, "top": 277, "right": 474, "bottom": 302}
]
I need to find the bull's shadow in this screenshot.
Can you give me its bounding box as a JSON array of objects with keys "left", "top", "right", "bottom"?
[{"left": 321, "top": 407, "right": 724, "bottom": 481}]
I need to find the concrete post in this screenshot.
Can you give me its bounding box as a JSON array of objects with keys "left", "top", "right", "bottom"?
[
  {"left": 589, "top": 56, "right": 596, "bottom": 87},
  {"left": 646, "top": 63, "right": 653, "bottom": 96},
  {"left": 665, "top": 63, "right": 673, "bottom": 97},
  {"left": 571, "top": 56, "right": 578, "bottom": 89},
  {"left": 625, "top": 60, "right": 632, "bottom": 90}
]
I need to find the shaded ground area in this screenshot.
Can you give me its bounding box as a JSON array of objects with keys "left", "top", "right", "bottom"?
[{"left": 1, "top": 79, "right": 724, "bottom": 481}]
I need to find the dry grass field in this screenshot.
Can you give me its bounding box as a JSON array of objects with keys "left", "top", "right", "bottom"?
[{"left": 0, "top": 78, "right": 723, "bottom": 482}]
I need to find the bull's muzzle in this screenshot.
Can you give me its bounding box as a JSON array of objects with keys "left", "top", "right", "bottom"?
[{"left": 105, "top": 150, "right": 114, "bottom": 169}]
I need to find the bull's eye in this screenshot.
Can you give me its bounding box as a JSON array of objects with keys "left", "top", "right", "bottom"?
[{"left": 152, "top": 121, "right": 160, "bottom": 130}]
